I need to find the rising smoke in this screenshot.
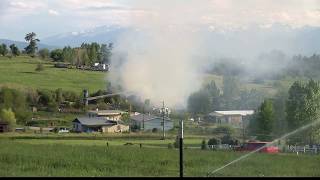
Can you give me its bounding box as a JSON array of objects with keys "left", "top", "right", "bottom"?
[
  {"left": 109, "top": 1, "right": 209, "bottom": 108},
  {"left": 108, "top": 0, "right": 319, "bottom": 108}
]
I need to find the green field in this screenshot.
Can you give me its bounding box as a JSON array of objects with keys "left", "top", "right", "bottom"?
[
  {"left": 0, "top": 137, "right": 319, "bottom": 177},
  {"left": 0, "top": 56, "right": 106, "bottom": 93}
]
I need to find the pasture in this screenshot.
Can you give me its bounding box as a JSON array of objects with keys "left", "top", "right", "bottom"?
[
  {"left": 0, "top": 56, "right": 106, "bottom": 93},
  {"left": 0, "top": 136, "right": 319, "bottom": 177}
]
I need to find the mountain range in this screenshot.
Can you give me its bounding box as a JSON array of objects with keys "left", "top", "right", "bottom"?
[{"left": 2, "top": 24, "right": 320, "bottom": 58}]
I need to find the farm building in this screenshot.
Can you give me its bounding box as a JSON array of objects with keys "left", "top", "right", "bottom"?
[
  {"left": 72, "top": 117, "right": 129, "bottom": 133},
  {"left": 0, "top": 122, "right": 9, "bottom": 133},
  {"left": 206, "top": 110, "right": 254, "bottom": 128},
  {"left": 130, "top": 114, "right": 173, "bottom": 131},
  {"left": 87, "top": 110, "right": 127, "bottom": 121}
]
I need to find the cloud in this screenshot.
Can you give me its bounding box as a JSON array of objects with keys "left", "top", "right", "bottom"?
[{"left": 48, "top": 9, "right": 60, "bottom": 16}]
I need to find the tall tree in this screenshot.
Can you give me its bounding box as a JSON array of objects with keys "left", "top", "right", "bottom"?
[
  {"left": 222, "top": 76, "right": 240, "bottom": 110},
  {"left": 100, "top": 43, "right": 113, "bottom": 64},
  {"left": 187, "top": 90, "right": 212, "bottom": 117},
  {"left": 62, "top": 46, "right": 76, "bottom": 64},
  {"left": 204, "top": 80, "right": 221, "bottom": 110},
  {"left": 255, "top": 99, "right": 275, "bottom": 141},
  {"left": 286, "top": 80, "right": 320, "bottom": 145},
  {"left": 24, "top": 32, "right": 40, "bottom": 57}
]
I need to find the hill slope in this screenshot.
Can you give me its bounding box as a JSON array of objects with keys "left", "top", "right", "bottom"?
[{"left": 0, "top": 56, "right": 106, "bottom": 93}]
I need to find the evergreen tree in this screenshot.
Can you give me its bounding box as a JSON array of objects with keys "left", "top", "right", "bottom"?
[{"left": 255, "top": 99, "right": 275, "bottom": 141}]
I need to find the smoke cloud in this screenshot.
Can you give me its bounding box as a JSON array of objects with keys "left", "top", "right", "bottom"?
[{"left": 108, "top": 1, "right": 209, "bottom": 108}]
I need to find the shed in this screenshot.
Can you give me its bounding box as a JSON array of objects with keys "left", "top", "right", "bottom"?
[
  {"left": 207, "top": 110, "right": 254, "bottom": 128},
  {"left": 0, "top": 122, "right": 9, "bottom": 133},
  {"left": 130, "top": 114, "right": 174, "bottom": 131}
]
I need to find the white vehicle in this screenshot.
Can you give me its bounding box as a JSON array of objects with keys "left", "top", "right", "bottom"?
[{"left": 56, "top": 127, "right": 70, "bottom": 133}]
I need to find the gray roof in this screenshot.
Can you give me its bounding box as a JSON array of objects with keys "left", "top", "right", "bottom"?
[
  {"left": 73, "top": 117, "right": 117, "bottom": 126},
  {"left": 130, "top": 114, "right": 170, "bottom": 122},
  {"left": 209, "top": 110, "right": 254, "bottom": 117},
  {"left": 88, "top": 110, "right": 127, "bottom": 115}
]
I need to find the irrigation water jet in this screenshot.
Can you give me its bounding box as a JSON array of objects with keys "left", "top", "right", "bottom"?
[{"left": 206, "top": 119, "right": 320, "bottom": 177}]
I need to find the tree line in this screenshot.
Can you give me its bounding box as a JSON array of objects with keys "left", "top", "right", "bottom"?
[
  {"left": 248, "top": 79, "right": 320, "bottom": 145},
  {"left": 187, "top": 75, "right": 266, "bottom": 117},
  {"left": 0, "top": 32, "right": 113, "bottom": 67}
]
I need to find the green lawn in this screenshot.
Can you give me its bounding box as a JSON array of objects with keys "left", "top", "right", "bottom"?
[
  {"left": 0, "top": 56, "right": 106, "bottom": 93},
  {"left": 0, "top": 139, "right": 319, "bottom": 177}
]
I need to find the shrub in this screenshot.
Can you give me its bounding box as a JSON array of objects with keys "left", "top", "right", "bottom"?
[
  {"left": 152, "top": 128, "right": 158, "bottom": 133},
  {"left": 35, "top": 63, "right": 44, "bottom": 72},
  {"left": 168, "top": 143, "right": 173, "bottom": 149},
  {"left": 208, "top": 137, "right": 221, "bottom": 146},
  {"left": 201, "top": 139, "right": 208, "bottom": 150}
]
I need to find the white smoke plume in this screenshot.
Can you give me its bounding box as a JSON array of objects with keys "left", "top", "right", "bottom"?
[{"left": 108, "top": 0, "right": 208, "bottom": 108}]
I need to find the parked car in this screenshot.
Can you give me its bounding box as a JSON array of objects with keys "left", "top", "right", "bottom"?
[
  {"left": 54, "top": 127, "right": 70, "bottom": 133},
  {"left": 236, "top": 141, "right": 279, "bottom": 154}
]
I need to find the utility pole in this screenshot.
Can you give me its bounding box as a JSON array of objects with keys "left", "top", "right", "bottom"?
[
  {"left": 179, "top": 119, "right": 184, "bottom": 178},
  {"left": 242, "top": 118, "right": 245, "bottom": 144},
  {"left": 162, "top": 101, "right": 165, "bottom": 140},
  {"left": 83, "top": 89, "right": 89, "bottom": 107},
  {"left": 142, "top": 105, "right": 145, "bottom": 131}
]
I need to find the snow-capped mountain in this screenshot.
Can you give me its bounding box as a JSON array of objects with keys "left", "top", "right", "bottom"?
[
  {"left": 42, "top": 25, "right": 133, "bottom": 47},
  {"left": 41, "top": 24, "right": 320, "bottom": 57}
]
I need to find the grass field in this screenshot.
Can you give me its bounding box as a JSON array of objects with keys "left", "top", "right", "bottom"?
[
  {"left": 0, "top": 138, "right": 319, "bottom": 177},
  {"left": 0, "top": 56, "right": 106, "bottom": 93}
]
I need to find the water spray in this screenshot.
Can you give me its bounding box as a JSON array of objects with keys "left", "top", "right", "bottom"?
[{"left": 206, "top": 119, "right": 320, "bottom": 177}]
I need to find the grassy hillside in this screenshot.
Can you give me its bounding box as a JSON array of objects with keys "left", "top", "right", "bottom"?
[
  {"left": 0, "top": 56, "right": 106, "bottom": 93},
  {"left": 0, "top": 139, "right": 319, "bottom": 177}
]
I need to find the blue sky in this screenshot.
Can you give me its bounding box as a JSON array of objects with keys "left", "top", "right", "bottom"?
[{"left": 0, "top": 0, "right": 320, "bottom": 41}]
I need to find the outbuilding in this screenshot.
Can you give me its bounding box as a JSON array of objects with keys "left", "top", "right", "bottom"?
[
  {"left": 0, "top": 122, "right": 9, "bottom": 133},
  {"left": 72, "top": 117, "right": 129, "bottom": 133},
  {"left": 130, "top": 114, "right": 174, "bottom": 132}
]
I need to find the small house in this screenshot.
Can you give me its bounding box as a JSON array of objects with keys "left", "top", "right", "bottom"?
[
  {"left": 0, "top": 122, "right": 9, "bottom": 133},
  {"left": 130, "top": 114, "right": 174, "bottom": 131},
  {"left": 87, "top": 110, "right": 127, "bottom": 121},
  {"left": 72, "top": 117, "right": 129, "bottom": 133},
  {"left": 206, "top": 110, "right": 254, "bottom": 128}
]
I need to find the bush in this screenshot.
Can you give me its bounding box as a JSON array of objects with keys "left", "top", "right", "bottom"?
[
  {"left": 152, "top": 128, "right": 158, "bottom": 133},
  {"left": 168, "top": 143, "right": 173, "bottom": 149},
  {"left": 35, "top": 63, "right": 44, "bottom": 72},
  {"left": 221, "top": 135, "right": 240, "bottom": 145},
  {"left": 208, "top": 137, "right": 221, "bottom": 146},
  {"left": 213, "top": 125, "right": 235, "bottom": 136},
  {"left": 201, "top": 139, "right": 208, "bottom": 150}
]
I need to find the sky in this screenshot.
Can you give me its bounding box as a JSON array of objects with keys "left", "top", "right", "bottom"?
[{"left": 0, "top": 0, "right": 320, "bottom": 41}]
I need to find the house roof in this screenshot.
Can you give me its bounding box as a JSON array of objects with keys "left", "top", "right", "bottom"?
[
  {"left": 130, "top": 114, "right": 170, "bottom": 122},
  {"left": 73, "top": 117, "right": 117, "bottom": 126},
  {"left": 88, "top": 110, "right": 127, "bottom": 115},
  {"left": 209, "top": 110, "right": 254, "bottom": 117}
]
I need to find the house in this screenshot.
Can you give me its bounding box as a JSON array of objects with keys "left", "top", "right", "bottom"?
[
  {"left": 72, "top": 117, "right": 129, "bottom": 133},
  {"left": 0, "top": 122, "right": 9, "bottom": 133},
  {"left": 130, "top": 114, "right": 174, "bottom": 131},
  {"left": 87, "top": 110, "right": 127, "bottom": 121},
  {"left": 206, "top": 110, "right": 254, "bottom": 128}
]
